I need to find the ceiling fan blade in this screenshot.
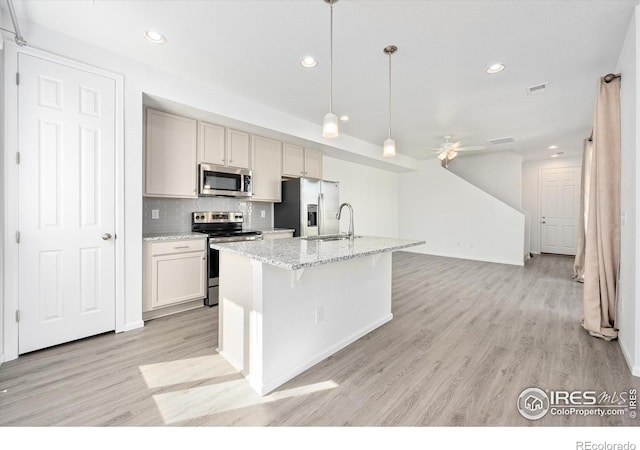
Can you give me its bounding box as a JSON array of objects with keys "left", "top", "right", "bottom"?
[{"left": 451, "top": 141, "right": 462, "bottom": 149}]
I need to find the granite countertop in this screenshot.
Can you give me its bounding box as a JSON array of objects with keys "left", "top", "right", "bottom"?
[
  {"left": 210, "top": 236, "right": 425, "bottom": 270},
  {"left": 143, "top": 232, "right": 207, "bottom": 241}
]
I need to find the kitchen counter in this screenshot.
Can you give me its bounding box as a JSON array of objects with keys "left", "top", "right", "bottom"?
[
  {"left": 142, "top": 232, "right": 207, "bottom": 241},
  {"left": 210, "top": 236, "right": 424, "bottom": 270},
  {"left": 215, "top": 235, "right": 425, "bottom": 396}
]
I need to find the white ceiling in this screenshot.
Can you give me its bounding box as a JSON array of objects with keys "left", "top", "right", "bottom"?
[{"left": 3, "top": 0, "right": 638, "bottom": 161}]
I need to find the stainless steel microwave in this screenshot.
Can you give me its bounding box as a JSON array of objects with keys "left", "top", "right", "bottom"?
[{"left": 199, "top": 164, "right": 252, "bottom": 197}]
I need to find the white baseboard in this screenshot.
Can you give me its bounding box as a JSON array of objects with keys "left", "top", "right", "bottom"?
[
  {"left": 619, "top": 337, "right": 640, "bottom": 377},
  {"left": 252, "top": 313, "right": 394, "bottom": 396},
  {"left": 404, "top": 248, "right": 524, "bottom": 267},
  {"left": 217, "top": 349, "right": 244, "bottom": 374},
  {"left": 120, "top": 320, "right": 145, "bottom": 333}
]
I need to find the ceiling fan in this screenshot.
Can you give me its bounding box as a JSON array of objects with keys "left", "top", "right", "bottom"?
[{"left": 427, "top": 135, "right": 486, "bottom": 164}]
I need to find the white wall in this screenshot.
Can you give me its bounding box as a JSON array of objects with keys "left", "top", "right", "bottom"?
[
  {"left": 0, "top": 42, "right": 4, "bottom": 364},
  {"left": 522, "top": 156, "right": 582, "bottom": 254},
  {"left": 323, "top": 157, "right": 399, "bottom": 238},
  {"left": 616, "top": 5, "right": 640, "bottom": 377},
  {"left": 448, "top": 151, "right": 523, "bottom": 210},
  {"left": 398, "top": 159, "right": 525, "bottom": 266}
]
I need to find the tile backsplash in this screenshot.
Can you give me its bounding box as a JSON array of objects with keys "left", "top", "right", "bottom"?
[{"left": 143, "top": 197, "right": 273, "bottom": 234}]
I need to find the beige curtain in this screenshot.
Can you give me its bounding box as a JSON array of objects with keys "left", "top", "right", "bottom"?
[
  {"left": 580, "top": 76, "right": 621, "bottom": 341},
  {"left": 573, "top": 138, "right": 593, "bottom": 282}
]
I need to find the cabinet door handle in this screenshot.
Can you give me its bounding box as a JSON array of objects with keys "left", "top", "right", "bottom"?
[{"left": 174, "top": 245, "right": 189, "bottom": 249}]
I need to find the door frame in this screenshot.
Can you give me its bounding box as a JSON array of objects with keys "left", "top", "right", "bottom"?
[
  {"left": 2, "top": 43, "right": 125, "bottom": 362},
  {"left": 537, "top": 164, "right": 581, "bottom": 255}
]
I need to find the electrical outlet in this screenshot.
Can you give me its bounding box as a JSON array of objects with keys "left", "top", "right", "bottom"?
[
  {"left": 152, "top": 209, "right": 159, "bottom": 219},
  {"left": 261, "top": 210, "right": 266, "bottom": 218}
]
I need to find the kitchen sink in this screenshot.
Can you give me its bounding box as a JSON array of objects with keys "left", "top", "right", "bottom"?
[{"left": 301, "top": 234, "right": 362, "bottom": 242}]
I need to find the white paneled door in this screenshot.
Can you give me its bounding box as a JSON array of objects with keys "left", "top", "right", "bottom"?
[
  {"left": 18, "top": 54, "right": 116, "bottom": 353},
  {"left": 539, "top": 166, "right": 581, "bottom": 255}
]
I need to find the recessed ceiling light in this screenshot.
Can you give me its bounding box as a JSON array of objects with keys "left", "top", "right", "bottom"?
[
  {"left": 486, "top": 63, "right": 505, "bottom": 74},
  {"left": 550, "top": 154, "right": 560, "bottom": 158},
  {"left": 144, "top": 30, "right": 166, "bottom": 44},
  {"left": 548, "top": 145, "right": 558, "bottom": 150},
  {"left": 339, "top": 115, "right": 349, "bottom": 122},
  {"left": 300, "top": 56, "right": 317, "bottom": 68}
]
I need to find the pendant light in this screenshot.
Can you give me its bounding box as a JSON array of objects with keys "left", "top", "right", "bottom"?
[
  {"left": 383, "top": 45, "right": 397, "bottom": 157},
  {"left": 322, "top": 0, "right": 339, "bottom": 139}
]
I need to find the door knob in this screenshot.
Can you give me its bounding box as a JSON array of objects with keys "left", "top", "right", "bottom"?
[{"left": 102, "top": 233, "right": 113, "bottom": 241}]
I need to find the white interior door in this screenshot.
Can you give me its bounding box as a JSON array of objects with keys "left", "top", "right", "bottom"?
[
  {"left": 539, "top": 166, "right": 580, "bottom": 255},
  {"left": 18, "top": 54, "right": 116, "bottom": 353}
]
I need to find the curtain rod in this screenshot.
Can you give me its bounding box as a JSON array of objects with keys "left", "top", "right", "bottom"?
[
  {"left": 604, "top": 73, "right": 621, "bottom": 83},
  {"left": 6, "top": 0, "right": 27, "bottom": 46},
  {"left": 587, "top": 74, "right": 620, "bottom": 141}
]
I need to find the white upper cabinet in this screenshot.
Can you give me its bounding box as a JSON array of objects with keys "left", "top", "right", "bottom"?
[
  {"left": 282, "top": 143, "right": 322, "bottom": 179},
  {"left": 226, "top": 128, "right": 251, "bottom": 169},
  {"left": 304, "top": 148, "right": 323, "bottom": 179},
  {"left": 198, "top": 121, "right": 225, "bottom": 165},
  {"left": 282, "top": 143, "right": 304, "bottom": 177},
  {"left": 145, "top": 108, "right": 198, "bottom": 198},
  {"left": 198, "top": 124, "right": 250, "bottom": 169},
  {"left": 251, "top": 135, "right": 283, "bottom": 202}
]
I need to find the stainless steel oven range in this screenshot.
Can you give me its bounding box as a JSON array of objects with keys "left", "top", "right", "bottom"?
[{"left": 192, "top": 211, "right": 262, "bottom": 306}]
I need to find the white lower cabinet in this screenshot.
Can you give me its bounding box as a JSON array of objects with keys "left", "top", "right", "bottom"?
[{"left": 143, "top": 238, "right": 207, "bottom": 319}]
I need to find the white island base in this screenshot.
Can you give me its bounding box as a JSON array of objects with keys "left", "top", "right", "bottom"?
[{"left": 217, "top": 251, "right": 393, "bottom": 396}]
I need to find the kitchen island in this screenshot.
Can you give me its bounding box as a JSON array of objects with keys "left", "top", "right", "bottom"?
[{"left": 211, "top": 236, "right": 425, "bottom": 395}]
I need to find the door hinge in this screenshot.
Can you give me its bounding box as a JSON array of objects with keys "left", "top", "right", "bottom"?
[
  {"left": 16, "top": 72, "right": 19, "bottom": 86},
  {"left": 16, "top": 152, "right": 20, "bottom": 164},
  {"left": 15, "top": 231, "right": 20, "bottom": 244},
  {"left": 15, "top": 310, "right": 20, "bottom": 323}
]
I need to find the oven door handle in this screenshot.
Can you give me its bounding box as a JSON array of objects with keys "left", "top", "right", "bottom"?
[{"left": 209, "top": 235, "right": 263, "bottom": 244}]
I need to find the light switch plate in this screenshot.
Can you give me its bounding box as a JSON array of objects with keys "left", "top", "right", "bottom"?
[
  {"left": 261, "top": 210, "right": 266, "bottom": 218},
  {"left": 152, "top": 209, "right": 159, "bottom": 219}
]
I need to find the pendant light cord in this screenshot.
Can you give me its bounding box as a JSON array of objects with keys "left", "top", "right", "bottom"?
[
  {"left": 388, "top": 51, "right": 392, "bottom": 140},
  {"left": 329, "top": 2, "right": 334, "bottom": 114}
]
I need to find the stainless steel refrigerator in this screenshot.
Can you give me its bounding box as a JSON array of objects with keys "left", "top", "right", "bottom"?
[{"left": 274, "top": 178, "right": 340, "bottom": 237}]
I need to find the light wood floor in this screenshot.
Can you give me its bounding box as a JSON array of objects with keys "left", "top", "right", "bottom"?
[{"left": 1, "top": 252, "right": 638, "bottom": 426}]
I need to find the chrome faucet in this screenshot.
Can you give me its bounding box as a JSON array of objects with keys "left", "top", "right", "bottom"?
[{"left": 336, "top": 203, "right": 354, "bottom": 240}]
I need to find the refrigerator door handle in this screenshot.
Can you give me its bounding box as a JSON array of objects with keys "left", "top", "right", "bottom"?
[{"left": 318, "top": 193, "right": 325, "bottom": 235}]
